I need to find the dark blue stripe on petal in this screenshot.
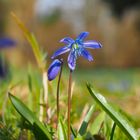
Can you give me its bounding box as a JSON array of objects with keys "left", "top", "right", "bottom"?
[
  {"left": 80, "top": 49, "right": 93, "bottom": 61},
  {"left": 76, "top": 32, "right": 89, "bottom": 41},
  {"left": 60, "top": 37, "right": 74, "bottom": 44},
  {"left": 83, "top": 41, "right": 102, "bottom": 49},
  {"left": 51, "top": 46, "right": 70, "bottom": 59},
  {"left": 67, "top": 50, "right": 76, "bottom": 71},
  {"left": 48, "top": 59, "right": 62, "bottom": 81},
  {"left": 0, "top": 38, "right": 16, "bottom": 48}
]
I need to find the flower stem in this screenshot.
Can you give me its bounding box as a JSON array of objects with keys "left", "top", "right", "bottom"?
[
  {"left": 56, "top": 61, "right": 63, "bottom": 122},
  {"left": 68, "top": 70, "right": 72, "bottom": 140}
]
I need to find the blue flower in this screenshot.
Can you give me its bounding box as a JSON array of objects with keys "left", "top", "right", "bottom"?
[
  {"left": 0, "top": 37, "right": 16, "bottom": 48},
  {"left": 48, "top": 59, "right": 62, "bottom": 81},
  {"left": 51, "top": 32, "right": 102, "bottom": 71}
]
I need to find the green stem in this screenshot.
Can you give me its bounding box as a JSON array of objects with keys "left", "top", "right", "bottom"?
[
  {"left": 42, "top": 71, "right": 48, "bottom": 122},
  {"left": 56, "top": 61, "right": 63, "bottom": 122},
  {"left": 110, "top": 122, "right": 116, "bottom": 140},
  {"left": 68, "top": 70, "right": 72, "bottom": 140}
]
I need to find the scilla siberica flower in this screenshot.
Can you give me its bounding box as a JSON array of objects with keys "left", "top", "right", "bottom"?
[
  {"left": 48, "top": 32, "right": 102, "bottom": 80},
  {"left": 0, "top": 37, "right": 16, "bottom": 78},
  {"left": 0, "top": 37, "right": 16, "bottom": 49},
  {"left": 48, "top": 59, "right": 62, "bottom": 81}
]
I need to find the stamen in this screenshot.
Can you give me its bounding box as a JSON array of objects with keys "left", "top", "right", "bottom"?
[{"left": 72, "top": 43, "right": 79, "bottom": 50}]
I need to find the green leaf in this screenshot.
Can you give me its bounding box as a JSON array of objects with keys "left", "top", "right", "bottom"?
[
  {"left": 58, "top": 118, "right": 67, "bottom": 140},
  {"left": 90, "top": 112, "right": 105, "bottom": 135},
  {"left": 9, "top": 93, "right": 35, "bottom": 124},
  {"left": 78, "top": 105, "right": 95, "bottom": 136},
  {"left": 33, "top": 122, "right": 51, "bottom": 140},
  {"left": 9, "top": 93, "right": 52, "bottom": 140},
  {"left": 87, "top": 83, "right": 138, "bottom": 140}
]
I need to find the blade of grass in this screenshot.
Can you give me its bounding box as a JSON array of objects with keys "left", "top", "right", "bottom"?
[
  {"left": 110, "top": 122, "right": 116, "bottom": 140},
  {"left": 11, "top": 12, "right": 49, "bottom": 122},
  {"left": 90, "top": 111, "right": 105, "bottom": 135},
  {"left": 87, "top": 83, "right": 138, "bottom": 140},
  {"left": 71, "top": 125, "right": 77, "bottom": 138},
  {"left": 11, "top": 12, "right": 43, "bottom": 70},
  {"left": 58, "top": 118, "right": 67, "bottom": 140},
  {"left": 78, "top": 105, "right": 95, "bottom": 136}
]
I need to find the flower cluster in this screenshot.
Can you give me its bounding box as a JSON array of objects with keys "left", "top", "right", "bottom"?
[{"left": 48, "top": 32, "right": 102, "bottom": 80}]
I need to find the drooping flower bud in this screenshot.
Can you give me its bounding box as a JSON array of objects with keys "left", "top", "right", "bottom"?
[{"left": 47, "top": 59, "right": 62, "bottom": 81}]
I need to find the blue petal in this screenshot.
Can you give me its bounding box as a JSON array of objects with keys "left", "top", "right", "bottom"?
[
  {"left": 67, "top": 50, "right": 76, "bottom": 71},
  {"left": 83, "top": 41, "right": 102, "bottom": 49},
  {"left": 51, "top": 46, "right": 70, "bottom": 59},
  {"left": 0, "top": 38, "right": 16, "bottom": 48},
  {"left": 60, "top": 37, "right": 74, "bottom": 44},
  {"left": 76, "top": 32, "right": 89, "bottom": 41},
  {"left": 80, "top": 49, "right": 93, "bottom": 61},
  {"left": 48, "top": 59, "right": 62, "bottom": 81}
]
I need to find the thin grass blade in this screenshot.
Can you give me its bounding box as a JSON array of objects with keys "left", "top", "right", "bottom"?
[
  {"left": 78, "top": 105, "right": 95, "bottom": 136},
  {"left": 58, "top": 118, "right": 67, "bottom": 140},
  {"left": 90, "top": 111, "right": 105, "bottom": 135},
  {"left": 11, "top": 12, "right": 43, "bottom": 69},
  {"left": 87, "top": 83, "right": 138, "bottom": 140}
]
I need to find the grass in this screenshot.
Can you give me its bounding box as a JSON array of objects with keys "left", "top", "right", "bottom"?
[{"left": 0, "top": 65, "right": 140, "bottom": 139}]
